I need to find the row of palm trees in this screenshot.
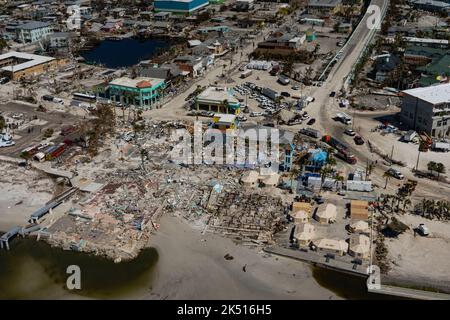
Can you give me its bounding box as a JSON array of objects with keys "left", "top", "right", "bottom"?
[
  {"left": 414, "top": 199, "right": 450, "bottom": 221},
  {"left": 378, "top": 193, "right": 412, "bottom": 215},
  {"left": 427, "top": 161, "right": 446, "bottom": 179}
]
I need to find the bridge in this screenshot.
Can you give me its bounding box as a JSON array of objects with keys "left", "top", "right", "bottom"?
[
  {"left": 29, "top": 187, "right": 77, "bottom": 224},
  {"left": 0, "top": 226, "right": 22, "bottom": 250}
]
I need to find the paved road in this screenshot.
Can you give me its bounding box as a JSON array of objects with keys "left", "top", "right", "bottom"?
[{"left": 307, "top": 0, "right": 388, "bottom": 167}]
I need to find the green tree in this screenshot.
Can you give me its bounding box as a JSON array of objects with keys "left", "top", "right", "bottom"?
[
  {"left": 427, "top": 161, "right": 437, "bottom": 175},
  {"left": 435, "top": 162, "right": 446, "bottom": 179}
]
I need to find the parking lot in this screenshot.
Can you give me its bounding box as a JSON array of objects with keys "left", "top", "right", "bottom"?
[{"left": 0, "top": 102, "right": 81, "bottom": 157}]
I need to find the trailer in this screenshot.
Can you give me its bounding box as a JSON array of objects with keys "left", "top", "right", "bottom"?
[
  {"left": 431, "top": 141, "right": 450, "bottom": 152},
  {"left": 262, "top": 87, "right": 279, "bottom": 100},
  {"left": 322, "top": 135, "right": 357, "bottom": 164},
  {"left": 240, "top": 69, "right": 253, "bottom": 78},
  {"left": 45, "top": 143, "right": 66, "bottom": 161}
]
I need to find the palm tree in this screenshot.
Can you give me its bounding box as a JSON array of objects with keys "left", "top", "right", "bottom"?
[
  {"left": 383, "top": 170, "right": 393, "bottom": 189},
  {"left": 427, "top": 161, "right": 437, "bottom": 176},
  {"left": 319, "top": 165, "right": 333, "bottom": 194},
  {"left": 289, "top": 167, "right": 300, "bottom": 190},
  {"left": 435, "top": 162, "right": 446, "bottom": 180},
  {"left": 402, "top": 198, "right": 411, "bottom": 212}
]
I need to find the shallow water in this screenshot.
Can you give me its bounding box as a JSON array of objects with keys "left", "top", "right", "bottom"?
[{"left": 0, "top": 238, "right": 158, "bottom": 299}]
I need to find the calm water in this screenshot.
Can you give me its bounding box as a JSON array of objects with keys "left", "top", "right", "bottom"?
[
  {"left": 80, "top": 38, "right": 171, "bottom": 69},
  {"left": 0, "top": 238, "right": 158, "bottom": 299},
  {"left": 0, "top": 238, "right": 403, "bottom": 299}
]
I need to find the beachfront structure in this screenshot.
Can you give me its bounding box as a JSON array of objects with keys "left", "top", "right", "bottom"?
[
  {"left": 292, "top": 210, "right": 309, "bottom": 223},
  {"left": 196, "top": 87, "right": 241, "bottom": 114},
  {"left": 154, "top": 0, "right": 209, "bottom": 14},
  {"left": 349, "top": 234, "right": 371, "bottom": 259},
  {"left": 400, "top": 83, "right": 450, "bottom": 138},
  {"left": 292, "top": 202, "right": 312, "bottom": 223},
  {"left": 350, "top": 200, "right": 369, "bottom": 221},
  {"left": 109, "top": 77, "right": 166, "bottom": 109},
  {"left": 349, "top": 220, "right": 370, "bottom": 234},
  {"left": 315, "top": 203, "right": 337, "bottom": 224},
  {"left": 241, "top": 170, "right": 260, "bottom": 187},
  {"left": 0, "top": 51, "right": 60, "bottom": 80},
  {"left": 294, "top": 223, "right": 315, "bottom": 248},
  {"left": 15, "top": 21, "right": 53, "bottom": 43},
  {"left": 211, "top": 113, "right": 238, "bottom": 130},
  {"left": 313, "top": 238, "right": 348, "bottom": 256}
]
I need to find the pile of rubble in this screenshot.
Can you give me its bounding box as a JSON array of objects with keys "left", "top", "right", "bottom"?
[{"left": 207, "top": 191, "right": 286, "bottom": 244}]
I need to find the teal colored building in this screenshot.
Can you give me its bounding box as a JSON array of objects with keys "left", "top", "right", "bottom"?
[{"left": 109, "top": 77, "right": 165, "bottom": 109}]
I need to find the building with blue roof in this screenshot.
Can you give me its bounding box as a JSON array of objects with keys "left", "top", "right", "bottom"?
[{"left": 154, "top": 0, "right": 209, "bottom": 14}]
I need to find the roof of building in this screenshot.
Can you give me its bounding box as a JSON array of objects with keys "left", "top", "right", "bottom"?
[
  {"left": 295, "top": 223, "right": 315, "bottom": 240},
  {"left": 214, "top": 113, "right": 236, "bottom": 124},
  {"left": 308, "top": 0, "right": 342, "bottom": 7},
  {"left": 109, "top": 77, "right": 165, "bottom": 89},
  {"left": 411, "top": 0, "right": 450, "bottom": 8},
  {"left": 0, "top": 51, "right": 55, "bottom": 72},
  {"left": 349, "top": 234, "right": 370, "bottom": 253},
  {"left": 403, "top": 83, "right": 450, "bottom": 104},
  {"left": 197, "top": 86, "right": 239, "bottom": 104},
  {"left": 293, "top": 201, "right": 312, "bottom": 213},
  {"left": 317, "top": 203, "right": 337, "bottom": 220},
  {"left": 241, "top": 170, "right": 260, "bottom": 184},
  {"left": 17, "top": 21, "right": 51, "bottom": 30},
  {"left": 350, "top": 220, "right": 369, "bottom": 232},
  {"left": 314, "top": 238, "right": 348, "bottom": 252}
]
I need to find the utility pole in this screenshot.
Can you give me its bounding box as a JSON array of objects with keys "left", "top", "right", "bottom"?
[
  {"left": 415, "top": 149, "right": 421, "bottom": 172},
  {"left": 390, "top": 145, "right": 394, "bottom": 163}
]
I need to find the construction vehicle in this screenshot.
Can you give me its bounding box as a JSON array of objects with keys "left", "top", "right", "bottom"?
[
  {"left": 322, "top": 135, "right": 357, "bottom": 164},
  {"left": 419, "top": 131, "right": 432, "bottom": 152}
]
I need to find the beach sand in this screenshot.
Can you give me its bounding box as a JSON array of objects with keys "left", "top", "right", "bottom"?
[{"left": 144, "top": 214, "right": 339, "bottom": 300}]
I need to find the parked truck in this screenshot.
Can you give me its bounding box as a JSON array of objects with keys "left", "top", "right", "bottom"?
[
  {"left": 322, "top": 135, "right": 357, "bottom": 164},
  {"left": 262, "top": 87, "right": 279, "bottom": 100},
  {"left": 240, "top": 69, "right": 252, "bottom": 78},
  {"left": 335, "top": 112, "right": 352, "bottom": 125}
]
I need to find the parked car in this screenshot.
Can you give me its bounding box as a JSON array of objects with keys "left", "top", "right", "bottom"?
[
  {"left": 418, "top": 224, "right": 429, "bottom": 236},
  {"left": 354, "top": 136, "right": 365, "bottom": 145},
  {"left": 307, "top": 118, "right": 316, "bottom": 125},
  {"left": 387, "top": 168, "right": 404, "bottom": 179},
  {"left": 314, "top": 195, "right": 324, "bottom": 204},
  {"left": 292, "top": 85, "right": 300, "bottom": 90},
  {"left": 0, "top": 77, "right": 10, "bottom": 85},
  {"left": 344, "top": 129, "right": 356, "bottom": 136},
  {"left": 281, "top": 91, "right": 291, "bottom": 97},
  {"left": 329, "top": 91, "right": 336, "bottom": 97}
]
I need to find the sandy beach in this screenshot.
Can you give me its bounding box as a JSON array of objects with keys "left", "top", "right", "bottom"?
[{"left": 144, "top": 214, "right": 339, "bottom": 300}]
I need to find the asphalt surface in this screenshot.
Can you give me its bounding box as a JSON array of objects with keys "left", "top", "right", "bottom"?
[{"left": 0, "top": 102, "right": 81, "bottom": 157}]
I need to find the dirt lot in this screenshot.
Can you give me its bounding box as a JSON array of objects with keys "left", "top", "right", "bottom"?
[{"left": 385, "top": 213, "right": 450, "bottom": 285}]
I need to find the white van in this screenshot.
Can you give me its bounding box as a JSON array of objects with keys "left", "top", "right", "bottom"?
[
  {"left": 53, "top": 97, "right": 64, "bottom": 105},
  {"left": 33, "top": 152, "right": 46, "bottom": 162}
]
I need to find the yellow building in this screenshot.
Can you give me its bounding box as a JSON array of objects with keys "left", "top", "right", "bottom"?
[{"left": 0, "top": 51, "right": 64, "bottom": 80}]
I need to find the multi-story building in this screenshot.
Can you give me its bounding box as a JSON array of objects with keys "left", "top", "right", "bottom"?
[
  {"left": 195, "top": 86, "right": 241, "bottom": 114},
  {"left": 256, "top": 31, "right": 306, "bottom": 56},
  {"left": 49, "top": 32, "right": 75, "bottom": 49},
  {"left": 154, "top": 0, "right": 209, "bottom": 14},
  {"left": 109, "top": 77, "right": 166, "bottom": 109},
  {"left": 400, "top": 83, "right": 450, "bottom": 137},
  {"left": 307, "top": 0, "right": 342, "bottom": 15},
  {"left": 15, "top": 21, "right": 53, "bottom": 43}
]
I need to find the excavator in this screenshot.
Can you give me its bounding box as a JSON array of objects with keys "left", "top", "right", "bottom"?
[{"left": 418, "top": 131, "right": 432, "bottom": 152}]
